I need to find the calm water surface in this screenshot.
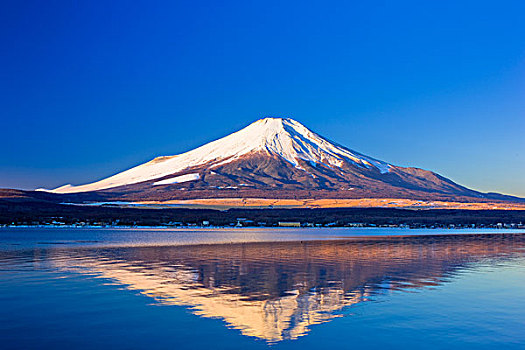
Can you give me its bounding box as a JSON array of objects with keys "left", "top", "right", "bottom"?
[{"left": 1, "top": 227, "right": 524, "bottom": 349}]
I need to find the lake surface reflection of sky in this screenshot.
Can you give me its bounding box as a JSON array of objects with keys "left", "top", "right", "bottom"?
[{"left": 1, "top": 228, "right": 525, "bottom": 349}]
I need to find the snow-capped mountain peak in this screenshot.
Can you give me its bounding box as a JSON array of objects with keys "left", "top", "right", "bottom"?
[
  {"left": 239, "top": 118, "right": 391, "bottom": 171},
  {"left": 46, "top": 117, "right": 391, "bottom": 193}
]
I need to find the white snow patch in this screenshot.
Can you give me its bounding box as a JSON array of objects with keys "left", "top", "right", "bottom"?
[
  {"left": 153, "top": 173, "right": 200, "bottom": 186},
  {"left": 36, "top": 184, "right": 73, "bottom": 192}
]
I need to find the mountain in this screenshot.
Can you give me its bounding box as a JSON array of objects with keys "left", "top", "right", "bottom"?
[{"left": 39, "top": 117, "right": 521, "bottom": 204}]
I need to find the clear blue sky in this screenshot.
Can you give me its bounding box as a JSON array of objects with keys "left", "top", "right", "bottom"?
[{"left": 1, "top": 1, "right": 524, "bottom": 196}]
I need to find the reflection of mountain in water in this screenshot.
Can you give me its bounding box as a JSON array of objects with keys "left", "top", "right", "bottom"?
[{"left": 51, "top": 234, "right": 525, "bottom": 342}]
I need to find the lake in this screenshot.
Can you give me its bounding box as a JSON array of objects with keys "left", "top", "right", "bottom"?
[{"left": 1, "top": 227, "right": 524, "bottom": 349}]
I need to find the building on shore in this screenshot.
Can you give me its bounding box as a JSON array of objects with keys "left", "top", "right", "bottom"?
[{"left": 278, "top": 222, "right": 301, "bottom": 227}]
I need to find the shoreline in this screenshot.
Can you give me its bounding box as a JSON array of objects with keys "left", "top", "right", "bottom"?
[{"left": 3, "top": 223, "right": 525, "bottom": 230}]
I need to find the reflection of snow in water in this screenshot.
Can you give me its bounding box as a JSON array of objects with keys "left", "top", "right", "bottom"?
[{"left": 46, "top": 235, "right": 525, "bottom": 342}]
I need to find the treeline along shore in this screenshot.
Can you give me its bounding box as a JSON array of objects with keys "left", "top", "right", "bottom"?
[{"left": 1, "top": 198, "right": 525, "bottom": 228}]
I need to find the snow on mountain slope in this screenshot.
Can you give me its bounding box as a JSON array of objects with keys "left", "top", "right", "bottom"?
[
  {"left": 46, "top": 118, "right": 392, "bottom": 194},
  {"left": 153, "top": 173, "right": 200, "bottom": 185}
]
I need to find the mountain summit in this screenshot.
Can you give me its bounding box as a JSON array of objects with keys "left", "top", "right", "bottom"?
[{"left": 44, "top": 117, "right": 514, "bottom": 203}]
